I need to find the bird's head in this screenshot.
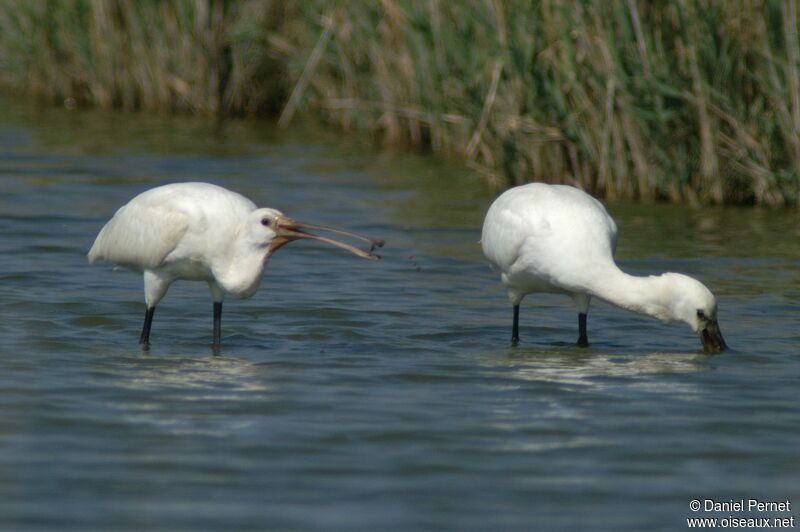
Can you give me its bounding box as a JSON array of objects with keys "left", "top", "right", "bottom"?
[
  {"left": 661, "top": 273, "right": 727, "bottom": 354},
  {"left": 245, "top": 208, "right": 383, "bottom": 260}
]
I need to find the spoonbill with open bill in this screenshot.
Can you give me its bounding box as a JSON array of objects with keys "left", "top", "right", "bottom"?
[
  {"left": 481, "top": 182, "right": 726, "bottom": 353},
  {"left": 88, "top": 182, "right": 383, "bottom": 346}
]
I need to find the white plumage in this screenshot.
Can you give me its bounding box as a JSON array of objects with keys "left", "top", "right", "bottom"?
[
  {"left": 481, "top": 183, "right": 726, "bottom": 353},
  {"left": 89, "top": 182, "right": 382, "bottom": 346}
]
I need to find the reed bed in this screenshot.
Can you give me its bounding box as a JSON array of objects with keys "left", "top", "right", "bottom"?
[{"left": 1, "top": 0, "right": 798, "bottom": 205}]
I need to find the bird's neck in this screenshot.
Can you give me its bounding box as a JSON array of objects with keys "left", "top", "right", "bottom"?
[
  {"left": 586, "top": 267, "right": 677, "bottom": 323},
  {"left": 213, "top": 238, "right": 270, "bottom": 299}
]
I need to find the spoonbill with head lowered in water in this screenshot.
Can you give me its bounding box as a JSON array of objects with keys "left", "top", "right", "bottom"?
[
  {"left": 481, "top": 182, "right": 726, "bottom": 353},
  {"left": 88, "top": 182, "right": 383, "bottom": 346}
]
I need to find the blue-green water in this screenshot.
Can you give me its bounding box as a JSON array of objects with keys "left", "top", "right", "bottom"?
[{"left": 1, "top": 96, "right": 799, "bottom": 531}]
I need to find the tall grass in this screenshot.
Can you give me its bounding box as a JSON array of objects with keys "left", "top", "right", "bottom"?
[
  {"left": 1, "top": 0, "right": 799, "bottom": 205},
  {"left": 0, "top": 0, "right": 290, "bottom": 114}
]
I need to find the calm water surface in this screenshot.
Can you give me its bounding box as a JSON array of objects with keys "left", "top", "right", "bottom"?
[{"left": 1, "top": 96, "right": 799, "bottom": 531}]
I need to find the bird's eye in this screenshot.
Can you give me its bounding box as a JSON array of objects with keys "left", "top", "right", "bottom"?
[
  {"left": 261, "top": 217, "right": 271, "bottom": 227},
  {"left": 696, "top": 309, "right": 706, "bottom": 319}
]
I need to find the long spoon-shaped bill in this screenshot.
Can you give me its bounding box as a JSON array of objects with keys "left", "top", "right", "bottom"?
[
  {"left": 699, "top": 318, "right": 727, "bottom": 354},
  {"left": 289, "top": 222, "right": 385, "bottom": 250},
  {"left": 269, "top": 217, "right": 381, "bottom": 260}
]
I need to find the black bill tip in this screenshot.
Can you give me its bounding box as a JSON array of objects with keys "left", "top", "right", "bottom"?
[{"left": 700, "top": 319, "right": 727, "bottom": 354}]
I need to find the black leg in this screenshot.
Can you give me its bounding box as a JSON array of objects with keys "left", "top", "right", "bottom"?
[
  {"left": 213, "top": 302, "right": 222, "bottom": 346},
  {"left": 577, "top": 312, "right": 588, "bottom": 347},
  {"left": 511, "top": 304, "right": 520, "bottom": 345},
  {"left": 139, "top": 306, "right": 155, "bottom": 345}
]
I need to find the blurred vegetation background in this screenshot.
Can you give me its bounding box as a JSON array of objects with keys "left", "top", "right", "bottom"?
[{"left": 1, "top": 0, "right": 799, "bottom": 206}]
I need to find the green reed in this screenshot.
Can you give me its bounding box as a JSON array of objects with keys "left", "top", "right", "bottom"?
[{"left": 1, "top": 0, "right": 799, "bottom": 205}]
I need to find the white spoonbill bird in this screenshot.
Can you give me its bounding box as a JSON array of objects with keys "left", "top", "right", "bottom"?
[
  {"left": 88, "top": 182, "right": 383, "bottom": 346},
  {"left": 481, "top": 183, "right": 726, "bottom": 353}
]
